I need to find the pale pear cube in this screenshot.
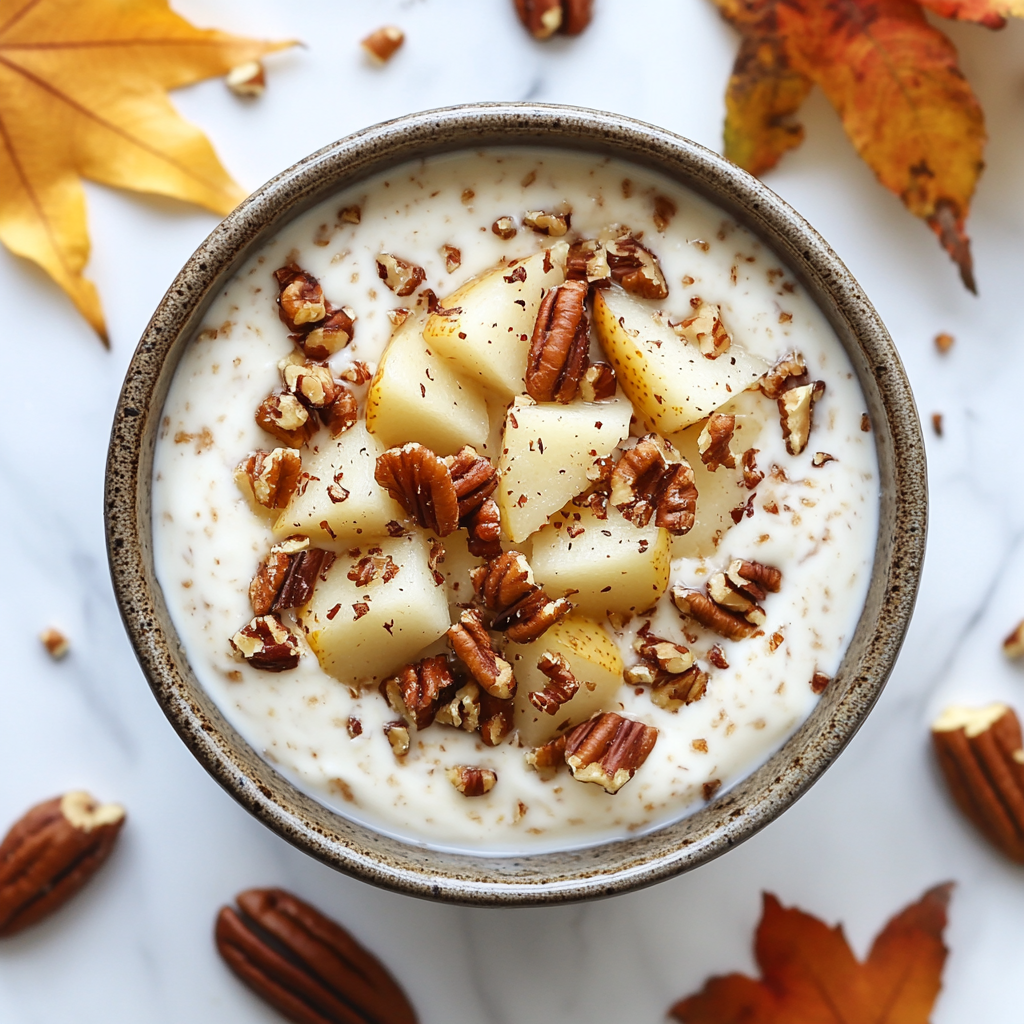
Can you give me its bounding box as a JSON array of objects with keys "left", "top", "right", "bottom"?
[
  {"left": 507, "top": 614, "right": 625, "bottom": 747},
  {"left": 299, "top": 533, "right": 451, "bottom": 686},
  {"left": 497, "top": 395, "right": 632, "bottom": 543},
  {"left": 530, "top": 506, "right": 670, "bottom": 617},
  {"left": 274, "top": 422, "right": 404, "bottom": 544},
  {"left": 366, "top": 315, "right": 490, "bottom": 455},
  {"left": 422, "top": 243, "right": 568, "bottom": 398},
  {"left": 593, "top": 287, "right": 768, "bottom": 433}
]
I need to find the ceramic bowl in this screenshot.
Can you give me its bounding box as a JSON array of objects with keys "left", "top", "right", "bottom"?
[{"left": 105, "top": 103, "right": 926, "bottom": 906}]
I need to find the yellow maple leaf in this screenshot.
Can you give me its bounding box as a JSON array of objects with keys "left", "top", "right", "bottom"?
[{"left": 0, "top": 0, "right": 292, "bottom": 343}]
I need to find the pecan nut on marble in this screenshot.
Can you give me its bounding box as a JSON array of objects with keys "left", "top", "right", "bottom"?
[
  {"left": 470, "top": 550, "right": 572, "bottom": 643},
  {"left": 446, "top": 766, "right": 498, "bottom": 797},
  {"left": 230, "top": 615, "right": 302, "bottom": 671},
  {"left": 513, "top": 0, "right": 593, "bottom": 40},
  {"left": 610, "top": 435, "right": 698, "bottom": 535},
  {"left": 0, "top": 791, "right": 125, "bottom": 937},
  {"left": 564, "top": 712, "right": 658, "bottom": 794},
  {"left": 374, "top": 443, "right": 460, "bottom": 536},
  {"left": 215, "top": 887, "right": 417, "bottom": 1024},
  {"left": 932, "top": 703, "right": 1024, "bottom": 863},
  {"left": 528, "top": 651, "right": 580, "bottom": 715},
  {"left": 526, "top": 279, "right": 590, "bottom": 403},
  {"left": 603, "top": 231, "right": 668, "bottom": 300},
  {"left": 380, "top": 655, "right": 457, "bottom": 730},
  {"left": 237, "top": 447, "right": 302, "bottom": 509},
  {"left": 447, "top": 609, "right": 515, "bottom": 700}
]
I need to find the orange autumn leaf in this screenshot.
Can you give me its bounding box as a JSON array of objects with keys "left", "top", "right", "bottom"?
[
  {"left": 670, "top": 884, "right": 953, "bottom": 1024},
  {"left": 713, "top": 0, "right": 986, "bottom": 292},
  {"left": 918, "top": 0, "right": 1024, "bottom": 27},
  {"left": 0, "top": 0, "right": 294, "bottom": 343}
]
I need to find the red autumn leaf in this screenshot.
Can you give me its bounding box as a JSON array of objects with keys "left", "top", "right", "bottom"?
[
  {"left": 670, "top": 884, "right": 953, "bottom": 1024},
  {"left": 713, "top": 0, "right": 987, "bottom": 292},
  {"left": 918, "top": 0, "right": 1024, "bottom": 28}
]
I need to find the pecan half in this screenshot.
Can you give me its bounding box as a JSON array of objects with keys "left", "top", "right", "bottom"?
[
  {"left": 236, "top": 448, "right": 302, "bottom": 509},
  {"left": 321, "top": 387, "right": 359, "bottom": 437},
  {"left": 374, "top": 443, "right": 460, "bottom": 536},
  {"left": 778, "top": 380, "right": 825, "bottom": 456},
  {"left": 513, "top": 0, "right": 593, "bottom": 38},
  {"left": 528, "top": 651, "right": 580, "bottom": 715},
  {"left": 566, "top": 238, "right": 611, "bottom": 285},
  {"left": 471, "top": 551, "right": 572, "bottom": 643},
  {"left": 274, "top": 264, "right": 326, "bottom": 332},
  {"left": 444, "top": 446, "right": 498, "bottom": 520},
  {"left": 673, "top": 301, "right": 732, "bottom": 358},
  {"left": 375, "top": 253, "right": 425, "bottom": 297},
  {"left": 215, "top": 887, "right": 417, "bottom": 1024},
  {"left": 728, "top": 558, "right": 782, "bottom": 598},
  {"left": 526, "top": 280, "right": 589, "bottom": 403},
  {"left": 380, "top": 655, "right": 457, "bottom": 730},
  {"left": 283, "top": 361, "right": 340, "bottom": 410},
  {"left": 525, "top": 733, "right": 568, "bottom": 772},
  {"left": 932, "top": 704, "right": 1024, "bottom": 863},
  {"left": 697, "top": 413, "right": 736, "bottom": 471},
  {"left": 524, "top": 209, "right": 570, "bottom": 236},
  {"left": 302, "top": 302, "right": 356, "bottom": 360},
  {"left": 361, "top": 25, "right": 405, "bottom": 63},
  {"left": 564, "top": 713, "right": 658, "bottom": 794},
  {"left": 447, "top": 609, "right": 515, "bottom": 699},
  {"left": 447, "top": 766, "right": 497, "bottom": 797},
  {"left": 708, "top": 572, "right": 765, "bottom": 626},
  {"left": 610, "top": 435, "right": 698, "bottom": 535},
  {"left": 1004, "top": 620, "right": 1024, "bottom": 659},
  {"left": 604, "top": 231, "right": 668, "bottom": 300},
  {"left": 671, "top": 587, "right": 756, "bottom": 641},
  {"left": 0, "top": 792, "right": 125, "bottom": 937},
  {"left": 465, "top": 497, "right": 502, "bottom": 558},
  {"left": 230, "top": 615, "right": 301, "bottom": 671},
  {"left": 256, "top": 393, "right": 318, "bottom": 448},
  {"left": 580, "top": 361, "right": 616, "bottom": 402}
]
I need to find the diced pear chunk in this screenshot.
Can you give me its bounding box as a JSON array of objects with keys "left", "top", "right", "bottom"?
[
  {"left": 592, "top": 287, "right": 768, "bottom": 433},
  {"left": 422, "top": 244, "right": 568, "bottom": 398},
  {"left": 530, "top": 506, "right": 670, "bottom": 616},
  {"left": 274, "top": 422, "right": 404, "bottom": 544},
  {"left": 299, "top": 533, "right": 451, "bottom": 686},
  {"left": 507, "top": 614, "right": 624, "bottom": 746},
  {"left": 497, "top": 395, "right": 632, "bottom": 543},
  {"left": 366, "top": 314, "right": 490, "bottom": 456}
]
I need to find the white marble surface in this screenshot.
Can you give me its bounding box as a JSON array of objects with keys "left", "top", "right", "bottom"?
[{"left": 1, "top": 1, "right": 1023, "bottom": 1020}]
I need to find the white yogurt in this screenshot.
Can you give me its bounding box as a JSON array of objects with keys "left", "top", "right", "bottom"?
[{"left": 152, "top": 148, "right": 879, "bottom": 853}]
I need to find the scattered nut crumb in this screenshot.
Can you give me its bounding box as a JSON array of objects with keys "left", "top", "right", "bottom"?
[
  {"left": 339, "top": 205, "right": 361, "bottom": 224},
  {"left": 40, "top": 627, "right": 69, "bottom": 659},
  {"left": 812, "top": 452, "right": 836, "bottom": 467},
  {"left": 1003, "top": 621, "right": 1024, "bottom": 659},
  {"left": 931, "top": 412, "right": 943, "bottom": 437},
  {"left": 934, "top": 332, "right": 954, "bottom": 354},
  {"left": 361, "top": 26, "right": 405, "bottom": 63},
  {"left": 492, "top": 217, "right": 517, "bottom": 240},
  {"left": 225, "top": 61, "right": 265, "bottom": 98},
  {"left": 811, "top": 671, "right": 831, "bottom": 694},
  {"left": 860, "top": 413, "right": 870, "bottom": 432}
]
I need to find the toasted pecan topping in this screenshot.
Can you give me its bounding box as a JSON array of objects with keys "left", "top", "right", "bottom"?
[
  {"left": 380, "top": 655, "right": 457, "bottom": 730},
  {"left": 491, "top": 217, "right": 517, "bottom": 240},
  {"left": 374, "top": 443, "right": 460, "bottom": 536},
  {"left": 384, "top": 720, "right": 410, "bottom": 758},
  {"left": 708, "top": 572, "right": 765, "bottom": 625},
  {"left": 282, "top": 360, "right": 340, "bottom": 409},
  {"left": 698, "top": 413, "right": 736, "bottom": 471},
  {"left": 255, "top": 393, "right": 318, "bottom": 448},
  {"left": 301, "top": 302, "right": 355, "bottom": 360},
  {"left": 320, "top": 387, "right": 358, "bottom": 437},
  {"left": 470, "top": 551, "right": 572, "bottom": 643},
  {"left": 375, "top": 252, "right": 426, "bottom": 297},
  {"left": 526, "top": 280, "right": 590, "bottom": 403},
  {"left": 741, "top": 448, "right": 764, "bottom": 489},
  {"left": 652, "top": 194, "right": 677, "bottom": 232},
  {"left": 339, "top": 360, "right": 374, "bottom": 385},
  {"left": 810, "top": 671, "right": 831, "bottom": 694},
  {"left": 447, "top": 609, "right": 515, "bottom": 700},
  {"left": 444, "top": 446, "right": 498, "bottom": 520},
  {"left": 673, "top": 301, "right": 732, "bottom": 358},
  {"left": 624, "top": 625, "right": 705, "bottom": 712},
  {"left": 651, "top": 666, "right": 708, "bottom": 711},
  {"left": 446, "top": 766, "right": 497, "bottom": 797},
  {"left": 274, "top": 263, "right": 326, "bottom": 331},
  {"left": 237, "top": 448, "right": 302, "bottom": 509},
  {"left": 249, "top": 550, "right": 290, "bottom": 616},
  {"left": 729, "top": 558, "right": 782, "bottom": 597},
  {"left": 230, "top": 615, "right": 301, "bottom": 672},
  {"left": 525, "top": 733, "right": 568, "bottom": 772},
  {"left": 435, "top": 681, "right": 482, "bottom": 733},
  {"left": 778, "top": 381, "right": 825, "bottom": 456},
  {"left": 671, "top": 587, "right": 756, "bottom": 641},
  {"left": 465, "top": 497, "right": 503, "bottom": 558},
  {"left": 604, "top": 231, "right": 668, "bottom": 300},
  {"left": 39, "top": 627, "right": 70, "bottom": 659},
  {"left": 566, "top": 238, "right": 611, "bottom": 285},
  {"left": 478, "top": 691, "right": 515, "bottom": 747},
  {"left": 610, "top": 435, "right": 697, "bottom": 535},
  {"left": 347, "top": 553, "right": 400, "bottom": 588},
  {"left": 524, "top": 209, "right": 571, "bottom": 236},
  {"left": 708, "top": 644, "right": 729, "bottom": 669},
  {"left": 573, "top": 456, "right": 613, "bottom": 519},
  {"left": 759, "top": 350, "right": 808, "bottom": 399},
  {"left": 514, "top": 0, "right": 593, "bottom": 38},
  {"left": 565, "top": 712, "right": 658, "bottom": 794},
  {"left": 528, "top": 651, "right": 580, "bottom": 715},
  {"left": 580, "top": 361, "right": 617, "bottom": 402}
]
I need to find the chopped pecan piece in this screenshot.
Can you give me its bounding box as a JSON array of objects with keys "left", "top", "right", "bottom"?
[
  {"left": 338, "top": 205, "right": 361, "bottom": 224},
  {"left": 435, "top": 682, "right": 482, "bottom": 733},
  {"left": 384, "top": 721, "right": 411, "bottom": 758},
  {"left": 347, "top": 553, "right": 400, "bottom": 588},
  {"left": 491, "top": 217, "right": 517, "bottom": 240},
  {"left": 651, "top": 666, "right": 708, "bottom": 711},
  {"left": 375, "top": 253, "right": 426, "bottom": 297},
  {"left": 447, "top": 766, "right": 497, "bottom": 797},
  {"left": 708, "top": 571, "right": 765, "bottom": 625},
  {"left": 0, "top": 792, "right": 125, "bottom": 937},
  {"left": 580, "top": 361, "right": 616, "bottom": 402},
  {"left": 465, "top": 497, "right": 502, "bottom": 558},
  {"left": 1004, "top": 621, "right": 1024, "bottom": 659},
  {"left": 471, "top": 551, "right": 572, "bottom": 643},
  {"left": 374, "top": 443, "right": 460, "bottom": 536},
  {"left": 478, "top": 691, "right": 515, "bottom": 746},
  {"left": 566, "top": 238, "right": 611, "bottom": 285},
  {"left": 39, "top": 627, "right": 70, "bottom": 659},
  {"left": 573, "top": 456, "right": 613, "bottom": 518},
  {"left": 673, "top": 301, "right": 732, "bottom": 358},
  {"left": 741, "top": 448, "right": 764, "bottom": 489},
  {"left": 302, "top": 302, "right": 356, "bottom": 360},
  {"left": 361, "top": 25, "right": 405, "bottom": 63},
  {"left": 526, "top": 280, "right": 589, "bottom": 403},
  {"left": 380, "top": 655, "right": 456, "bottom": 730},
  {"left": 671, "top": 587, "right": 756, "bottom": 641},
  {"left": 812, "top": 451, "right": 836, "bottom": 467},
  {"left": 604, "top": 231, "right": 668, "bottom": 300},
  {"left": 283, "top": 360, "right": 340, "bottom": 409},
  {"left": 779, "top": 380, "right": 825, "bottom": 456},
  {"left": 625, "top": 625, "right": 706, "bottom": 711},
  {"left": 708, "top": 644, "right": 729, "bottom": 669},
  {"left": 528, "top": 651, "right": 580, "bottom": 715},
  {"left": 513, "top": 0, "right": 593, "bottom": 37},
  {"left": 255, "top": 393, "right": 318, "bottom": 448},
  {"left": 339, "top": 360, "right": 373, "bottom": 385},
  {"left": 215, "top": 888, "right": 417, "bottom": 1024},
  {"left": 635, "top": 627, "right": 694, "bottom": 675},
  {"left": 728, "top": 558, "right": 782, "bottom": 597},
  {"left": 565, "top": 712, "right": 658, "bottom": 794},
  {"left": 610, "top": 435, "right": 698, "bottom": 535},
  {"left": 932, "top": 704, "right": 1024, "bottom": 863},
  {"left": 274, "top": 263, "right": 326, "bottom": 331},
  {"left": 652, "top": 194, "right": 676, "bottom": 232},
  {"left": 444, "top": 446, "right": 498, "bottom": 519},
  {"left": 447, "top": 609, "right": 515, "bottom": 699},
  {"left": 440, "top": 244, "right": 461, "bottom": 273},
  {"left": 759, "top": 350, "right": 807, "bottom": 399},
  {"left": 524, "top": 209, "right": 570, "bottom": 236},
  {"left": 320, "top": 387, "right": 358, "bottom": 437},
  {"left": 697, "top": 413, "right": 736, "bottom": 471},
  {"left": 230, "top": 615, "right": 301, "bottom": 671},
  {"left": 236, "top": 448, "right": 302, "bottom": 508},
  {"left": 249, "top": 549, "right": 290, "bottom": 615},
  {"left": 810, "top": 671, "right": 831, "bottom": 694},
  {"left": 525, "top": 733, "right": 568, "bottom": 772}
]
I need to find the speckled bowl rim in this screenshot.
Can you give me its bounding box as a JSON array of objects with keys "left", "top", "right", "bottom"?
[{"left": 105, "top": 103, "right": 926, "bottom": 906}]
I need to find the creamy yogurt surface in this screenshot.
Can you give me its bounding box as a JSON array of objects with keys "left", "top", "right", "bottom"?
[{"left": 152, "top": 148, "right": 879, "bottom": 853}]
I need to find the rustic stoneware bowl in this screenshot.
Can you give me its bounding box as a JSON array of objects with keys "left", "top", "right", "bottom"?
[{"left": 106, "top": 103, "right": 926, "bottom": 906}]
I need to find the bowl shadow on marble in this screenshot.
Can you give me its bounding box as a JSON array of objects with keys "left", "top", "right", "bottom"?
[{"left": 105, "top": 103, "right": 926, "bottom": 906}]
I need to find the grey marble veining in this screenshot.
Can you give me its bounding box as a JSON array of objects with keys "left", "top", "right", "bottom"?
[{"left": 1, "top": 1, "right": 1023, "bottom": 1020}]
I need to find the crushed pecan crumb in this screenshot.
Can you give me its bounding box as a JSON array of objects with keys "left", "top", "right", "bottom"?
[
  {"left": 374, "top": 443, "right": 460, "bottom": 536},
  {"left": 40, "top": 627, "right": 69, "bottom": 659},
  {"left": 741, "top": 448, "right": 764, "bottom": 489},
  {"left": 440, "top": 244, "right": 462, "bottom": 273},
  {"left": 491, "top": 217, "right": 517, "bottom": 240},
  {"left": 708, "top": 644, "right": 729, "bottom": 669},
  {"left": 811, "top": 671, "right": 831, "bottom": 694},
  {"left": 524, "top": 209, "right": 570, "bottom": 236},
  {"left": 935, "top": 332, "right": 955, "bottom": 354},
  {"left": 565, "top": 712, "right": 658, "bottom": 794},
  {"left": 812, "top": 451, "right": 836, "bottom": 467},
  {"left": 653, "top": 195, "right": 677, "bottom": 232}
]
